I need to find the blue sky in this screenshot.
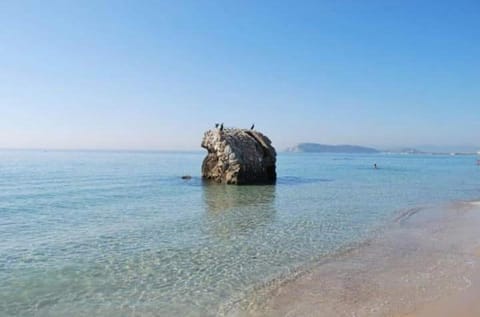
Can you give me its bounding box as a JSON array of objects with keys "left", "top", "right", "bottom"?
[{"left": 1, "top": 1, "right": 479, "bottom": 150}]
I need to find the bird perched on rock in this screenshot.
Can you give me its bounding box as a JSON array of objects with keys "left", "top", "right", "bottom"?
[
  {"left": 219, "top": 123, "right": 224, "bottom": 131},
  {"left": 215, "top": 123, "right": 219, "bottom": 128},
  {"left": 250, "top": 123, "right": 255, "bottom": 130}
]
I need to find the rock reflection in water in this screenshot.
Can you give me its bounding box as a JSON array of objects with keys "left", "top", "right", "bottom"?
[{"left": 202, "top": 183, "right": 276, "bottom": 237}]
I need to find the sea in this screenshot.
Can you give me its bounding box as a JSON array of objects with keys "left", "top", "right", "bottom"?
[{"left": 1, "top": 150, "right": 479, "bottom": 316}]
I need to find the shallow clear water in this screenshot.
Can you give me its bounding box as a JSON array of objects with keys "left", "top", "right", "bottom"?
[{"left": 0, "top": 150, "right": 479, "bottom": 316}]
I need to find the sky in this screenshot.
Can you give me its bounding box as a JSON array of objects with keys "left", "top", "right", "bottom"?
[{"left": 0, "top": 0, "right": 479, "bottom": 151}]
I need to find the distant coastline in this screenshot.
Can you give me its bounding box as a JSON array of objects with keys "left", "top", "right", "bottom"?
[
  {"left": 285, "top": 143, "right": 379, "bottom": 154},
  {"left": 285, "top": 143, "right": 479, "bottom": 156}
]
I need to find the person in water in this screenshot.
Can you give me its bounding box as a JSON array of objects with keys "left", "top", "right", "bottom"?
[{"left": 374, "top": 163, "right": 378, "bottom": 169}]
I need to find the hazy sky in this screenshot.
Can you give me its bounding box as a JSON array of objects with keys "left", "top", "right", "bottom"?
[{"left": 1, "top": 1, "right": 479, "bottom": 150}]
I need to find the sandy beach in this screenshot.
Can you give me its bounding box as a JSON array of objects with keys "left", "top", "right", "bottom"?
[{"left": 237, "top": 201, "right": 480, "bottom": 317}]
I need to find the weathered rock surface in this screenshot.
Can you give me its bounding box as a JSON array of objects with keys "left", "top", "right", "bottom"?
[{"left": 201, "top": 128, "right": 276, "bottom": 185}]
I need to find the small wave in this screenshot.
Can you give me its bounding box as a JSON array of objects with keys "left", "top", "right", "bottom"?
[{"left": 394, "top": 206, "right": 424, "bottom": 223}]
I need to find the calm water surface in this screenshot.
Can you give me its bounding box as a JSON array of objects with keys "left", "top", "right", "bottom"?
[{"left": 0, "top": 150, "right": 479, "bottom": 316}]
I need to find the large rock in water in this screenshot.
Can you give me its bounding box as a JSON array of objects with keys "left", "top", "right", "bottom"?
[{"left": 201, "top": 128, "right": 276, "bottom": 185}]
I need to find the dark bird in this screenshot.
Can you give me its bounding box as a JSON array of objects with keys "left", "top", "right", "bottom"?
[
  {"left": 220, "top": 123, "right": 224, "bottom": 131},
  {"left": 215, "top": 123, "right": 219, "bottom": 128},
  {"left": 250, "top": 123, "right": 255, "bottom": 130}
]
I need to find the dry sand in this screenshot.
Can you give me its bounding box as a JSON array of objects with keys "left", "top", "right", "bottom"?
[{"left": 233, "top": 201, "right": 480, "bottom": 317}]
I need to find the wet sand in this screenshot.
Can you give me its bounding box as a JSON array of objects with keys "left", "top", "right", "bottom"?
[
  {"left": 401, "top": 252, "right": 480, "bottom": 317},
  {"left": 232, "top": 201, "right": 480, "bottom": 317}
]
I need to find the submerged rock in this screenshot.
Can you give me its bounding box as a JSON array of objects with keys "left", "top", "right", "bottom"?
[{"left": 201, "top": 128, "right": 276, "bottom": 185}]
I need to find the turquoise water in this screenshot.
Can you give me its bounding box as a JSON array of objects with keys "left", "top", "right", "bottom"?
[{"left": 1, "top": 150, "right": 479, "bottom": 316}]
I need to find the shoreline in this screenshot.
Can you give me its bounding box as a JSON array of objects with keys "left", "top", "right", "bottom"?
[{"left": 231, "top": 200, "right": 480, "bottom": 316}]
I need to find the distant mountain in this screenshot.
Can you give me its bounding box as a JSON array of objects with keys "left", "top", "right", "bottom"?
[{"left": 286, "top": 143, "right": 379, "bottom": 153}]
